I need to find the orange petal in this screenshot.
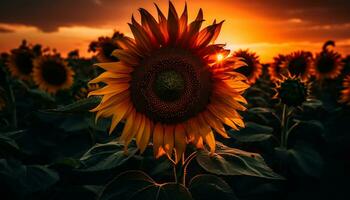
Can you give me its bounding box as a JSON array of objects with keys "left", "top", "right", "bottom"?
[
  {"left": 88, "top": 84, "right": 129, "bottom": 97},
  {"left": 120, "top": 109, "right": 136, "bottom": 142},
  {"left": 174, "top": 123, "right": 187, "bottom": 164},
  {"left": 167, "top": 1, "right": 179, "bottom": 44},
  {"left": 111, "top": 49, "right": 139, "bottom": 66},
  {"left": 153, "top": 123, "right": 166, "bottom": 158},
  {"left": 163, "top": 125, "right": 175, "bottom": 157}
]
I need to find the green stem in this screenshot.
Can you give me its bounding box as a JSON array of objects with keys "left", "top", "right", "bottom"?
[
  {"left": 8, "top": 84, "right": 17, "bottom": 129},
  {"left": 181, "top": 151, "right": 197, "bottom": 186},
  {"left": 280, "top": 104, "right": 288, "bottom": 149},
  {"left": 173, "top": 164, "right": 178, "bottom": 184}
]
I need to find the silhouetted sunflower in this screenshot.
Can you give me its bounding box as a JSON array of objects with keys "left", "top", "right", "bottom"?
[
  {"left": 233, "top": 49, "right": 262, "bottom": 84},
  {"left": 7, "top": 45, "right": 35, "bottom": 81},
  {"left": 312, "top": 50, "right": 343, "bottom": 80},
  {"left": 89, "top": 2, "right": 249, "bottom": 162},
  {"left": 339, "top": 75, "right": 350, "bottom": 105},
  {"left": 283, "top": 51, "right": 313, "bottom": 81},
  {"left": 33, "top": 55, "right": 74, "bottom": 94},
  {"left": 94, "top": 32, "right": 125, "bottom": 62},
  {"left": 75, "top": 83, "right": 100, "bottom": 100},
  {"left": 274, "top": 74, "right": 309, "bottom": 107},
  {"left": 268, "top": 54, "right": 286, "bottom": 81}
]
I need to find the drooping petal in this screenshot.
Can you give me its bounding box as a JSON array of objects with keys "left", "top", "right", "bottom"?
[
  {"left": 153, "top": 123, "right": 166, "bottom": 158},
  {"left": 163, "top": 125, "right": 175, "bottom": 157},
  {"left": 109, "top": 100, "right": 132, "bottom": 134},
  {"left": 201, "top": 111, "right": 229, "bottom": 138},
  {"left": 174, "top": 123, "right": 187, "bottom": 163},
  {"left": 138, "top": 117, "right": 152, "bottom": 153}
]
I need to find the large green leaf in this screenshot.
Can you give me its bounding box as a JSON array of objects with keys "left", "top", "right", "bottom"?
[
  {"left": 287, "top": 142, "right": 323, "bottom": 178},
  {"left": 0, "top": 135, "right": 20, "bottom": 157},
  {"left": 44, "top": 96, "right": 101, "bottom": 114},
  {"left": 99, "top": 170, "right": 193, "bottom": 200},
  {"left": 229, "top": 122, "right": 274, "bottom": 142},
  {"left": 189, "top": 174, "right": 237, "bottom": 200},
  {"left": 0, "top": 159, "right": 59, "bottom": 198},
  {"left": 79, "top": 141, "right": 138, "bottom": 172},
  {"left": 196, "top": 142, "right": 284, "bottom": 180}
]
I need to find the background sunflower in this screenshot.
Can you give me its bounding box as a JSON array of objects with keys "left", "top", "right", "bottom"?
[
  {"left": 32, "top": 55, "right": 74, "bottom": 94},
  {"left": 268, "top": 54, "right": 286, "bottom": 82},
  {"left": 7, "top": 40, "right": 35, "bottom": 81},
  {"left": 312, "top": 50, "right": 343, "bottom": 80},
  {"left": 233, "top": 49, "right": 262, "bottom": 84},
  {"left": 89, "top": 2, "right": 249, "bottom": 162},
  {"left": 339, "top": 75, "right": 350, "bottom": 105},
  {"left": 282, "top": 51, "right": 313, "bottom": 80}
]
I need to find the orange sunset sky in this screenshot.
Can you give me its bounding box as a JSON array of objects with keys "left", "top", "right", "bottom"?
[{"left": 0, "top": 0, "right": 349, "bottom": 62}]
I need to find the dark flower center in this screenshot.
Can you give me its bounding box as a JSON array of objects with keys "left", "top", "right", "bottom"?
[
  {"left": 41, "top": 60, "right": 67, "bottom": 86},
  {"left": 288, "top": 57, "right": 308, "bottom": 76},
  {"left": 131, "top": 47, "right": 212, "bottom": 124},
  {"left": 154, "top": 70, "right": 185, "bottom": 101},
  {"left": 101, "top": 40, "right": 119, "bottom": 61},
  {"left": 235, "top": 56, "right": 255, "bottom": 78},
  {"left": 317, "top": 53, "right": 336, "bottom": 73},
  {"left": 278, "top": 79, "right": 307, "bottom": 106},
  {"left": 14, "top": 51, "right": 34, "bottom": 75}
]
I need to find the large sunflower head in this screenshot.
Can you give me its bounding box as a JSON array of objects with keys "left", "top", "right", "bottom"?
[
  {"left": 274, "top": 74, "right": 309, "bottom": 107},
  {"left": 312, "top": 50, "right": 343, "bottom": 80},
  {"left": 232, "top": 49, "right": 262, "bottom": 84},
  {"left": 7, "top": 42, "right": 35, "bottom": 81},
  {"left": 33, "top": 55, "right": 74, "bottom": 94},
  {"left": 283, "top": 51, "right": 313, "bottom": 81},
  {"left": 268, "top": 54, "right": 286, "bottom": 81},
  {"left": 339, "top": 75, "right": 350, "bottom": 105},
  {"left": 89, "top": 2, "right": 249, "bottom": 162}
]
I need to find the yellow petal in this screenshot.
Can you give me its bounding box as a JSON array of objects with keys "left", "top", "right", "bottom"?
[
  {"left": 135, "top": 114, "right": 146, "bottom": 150},
  {"left": 138, "top": 117, "right": 152, "bottom": 153},
  {"left": 111, "top": 49, "right": 139, "bottom": 66},
  {"left": 109, "top": 100, "right": 132, "bottom": 134},
  {"left": 89, "top": 72, "right": 130, "bottom": 84},
  {"left": 94, "top": 62, "right": 133, "bottom": 74},
  {"left": 201, "top": 111, "right": 229, "bottom": 138},
  {"left": 88, "top": 83, "right": 129, "bottom": 97},
  {"left": 119, "top": 108, "right": 135, "bottom": 144}
]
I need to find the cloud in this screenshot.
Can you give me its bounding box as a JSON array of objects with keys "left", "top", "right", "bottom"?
[
  {"left": 0, "top": 27, "right": 14, "bottom": 33},
  {"left": 0, "top": 0, "right": 350, "bottom": 33}
]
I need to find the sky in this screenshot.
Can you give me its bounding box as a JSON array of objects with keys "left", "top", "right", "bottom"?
[{"left": 0, "top": 0, "right": 350, "bottom": 62}]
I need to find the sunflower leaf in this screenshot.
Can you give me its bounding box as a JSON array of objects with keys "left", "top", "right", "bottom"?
[
  {"left": 99, "top": 170, "right": 193, "bottom": 200},
  {"left": 0, "top": 159, "right": 59, "bottom": 198},
  {"left": 43, "top": 96, "right": 101, "bottom": 114},
  {"left": 79, "top": 141, "right": 138, "bottom": 172},
  {"left": 196, "top": 142, "right": 284, "bottom": 180},
  {"left": 189, "top": 174, "right": 238, "bottom": 200}
]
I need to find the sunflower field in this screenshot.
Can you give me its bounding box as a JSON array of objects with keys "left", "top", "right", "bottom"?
[{"left": 0, "top": 2, "right": 349, "bottom": 200}]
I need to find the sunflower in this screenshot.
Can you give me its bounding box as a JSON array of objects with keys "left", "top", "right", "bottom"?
[
  {"left": 282, "top": 51, "right": 313, "bottom": 81},
  {"left": 312, "top": 50, "right": 343, "bottom": 80},
  {"left": 7, "top": 44, "right": 35, "bottom": 81},
  {"left": 274, "top": 74, "right": 309, "bottom": 107},
  {"left": 268, "top": 54, "right": 286, "bottom": 81},
  {"left": 94, "top": 32, "right": 125, "bottom": 62},
  {"left": 232, "top": 49, "right": 262, "bottom": 84},
  {"left": 339, "top": 75, "right": 350, "bottom": 105},
  {"left": 33, "top": 55, "right": 74, "bottom": 94},
  {"left": 74, "top": 83, "right": 100, "bottom": 100},
  {"left": 88, "top": 2, "right": 249, "bottom": 162}
]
